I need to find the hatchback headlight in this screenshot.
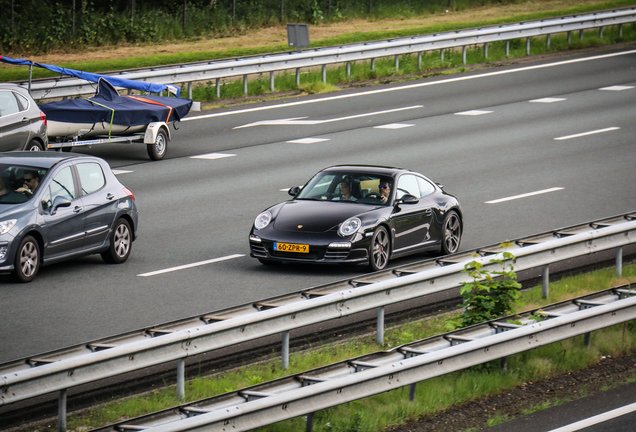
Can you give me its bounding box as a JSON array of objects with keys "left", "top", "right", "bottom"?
[
  {"left": 254, "top": 211, "right": 272, "bottom": 230},
  {"left": 0, "top": 219, "right": 17, "bottom": 235},
  {"left": 338, "top": 217, "right": 362, "bottom": 237}
]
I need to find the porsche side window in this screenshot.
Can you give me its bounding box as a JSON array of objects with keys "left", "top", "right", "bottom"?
[
  {"left": 396, "top": 175, "right": 420, "bottom": 199},
  {"left": 297, "top": 174, "right": 337, "bottom": 199},
  {"left": 77, "top": 162, "right": 106, "bottom": 196},
  {"left": 417, "top": 177, "right": 435, "bottom": 197},
  {"left": 49, "top": 167, "right": 76, "bottom": 202}
]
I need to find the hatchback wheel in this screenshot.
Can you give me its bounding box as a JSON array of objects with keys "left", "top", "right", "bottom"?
[
  {"left": 368, "top": 226, "right": 390, "bottom": 272},
  {"left": 13, "top": 235, "right": 40, "bottom": 283},
  {"left": 440, "top": 210, "right": 462, "bottom": 255},
  {"left": 102, "top": 219, "right": 132, "bottom": 264},
  {"left": 25, "top": 140, "right": 44, "bottom": 151}
]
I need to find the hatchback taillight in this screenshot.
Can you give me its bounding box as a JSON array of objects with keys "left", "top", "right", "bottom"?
[
  {"left": 124, "top": 187, "right": 135, "bottom": 201},
  {"left": 40, "top": 111, "right": 47, "bottom": 126}
]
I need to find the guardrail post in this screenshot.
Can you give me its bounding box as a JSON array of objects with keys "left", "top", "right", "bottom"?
[
  {"left": 270, "top": 71, "right": 275, "bottom": 92},
  {"left": 187, "top": 82, "right": 192, "bottom": 99},
  {"left": 322, "top": 65, "right": 327, "bottom": 83},
  {"left": 177, "top": 358, "right": 185, "bottom": 400},
  {"left": 526, "top": 37, "right": 531, "bottom": 55},
  {"left": 619, "top": 24, "right": 623, "bottom": 38},
  {"left": 346, "top": 61, "right": 351, "bottom": 78},
  {"left": 542, "top": 264, "right": 550, "bottom": 299},
  {"left": 484, "top": 43, "right": 488, "bottom": 59},
  {"left": 377, "top": 306, "right": 385, "bottom": 345},
  {"left": 505, "top": 40, "right": 510, "bottom": 58},
  {"left": 243, "top": 74, "right": 248, "bottom": 95},
  {"left": 599, "top": 27, "right": 604, "bottom": 38},
  {"left": 408, "top": 383, "right": 417, "bottom": 402},
  {"left": 215, "top": 78, "right": 220, "bottom": 99},
  {"left": 567, "top": 31, "right": 572, "bottom": 44},
  {"left": 462, "top": 46, "right": 466, "bottom": 65},
  {"left": 440, "top": 48, "right": 444, "bottom": 62},
  {"left": 546, "top": 34, "right": 551, "bottom": 50},
  {"left": 584, "top": 332, "right": 591, "bottom": 348},
  {"left": 418, "top": 52, "right": 422, "bottom": 70},
  {"left": 579, "top": 29, "right": 584, "bottom": 40},
  {"left": 616, "top": 247, "right": 623, "bottom": 277},
  {"left": 58, "top": 389, "right": 67, "bottom": 432},
  {"left": 306, "top": 411, "right": 315, "bottom": 432},
  {"left": 296, "top": 68, "right": 301, "bottom": 87},
  {"left": 371, "top": 58, "right": 375, "bottom": 71},
  {"left": 500, "top": 356, "right": 508, "bottom": 373},
  {"left": 282, "top": 331, "right": 290, "bottom": 369},
  {"left": 394, "top": 55, "right": 399, "bottom": 71}
]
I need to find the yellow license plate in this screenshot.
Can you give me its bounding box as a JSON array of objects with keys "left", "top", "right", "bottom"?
[{"left": 274, "top": 242, "right": 309, "bottom": 253}]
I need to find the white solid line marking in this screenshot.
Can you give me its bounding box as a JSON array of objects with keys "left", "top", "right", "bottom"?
[
  {"left": 234, "top": 105, "right": 423, "bottom": 128},
  {"left": 554, "top": 127, "right": 620, "bottom": 141},
  {"left": 485, "top": 187, "right": 564, "bottom": 204},
  {"left": 112, "top": 170, "right": 133, "bottom": 175},
  {"left": 547, "top": 401, "right": 636, "bottom": 432},
  {"left": 138, "top": 254, "right": 245, "bottom": 277},
  {"left": 599, "top": 85, "right": 634, "bottom": 91},
  {"left": 530, "top": 97, "right": 566, "bottom": 103},
  {"left": 455, "top": 110, "right": 493, "bottom": 116},
  {"left": 183, "top": 50, "right": 636, "bottom": 123},
  {"left": 287, "top": 138, "right": 330, "bottom": 144},
  {"left": 374, "top": 123, "right": 414, "bottom": 129},
  {"left": 190, "top": 153, "right": 237, "bottom": 160}
]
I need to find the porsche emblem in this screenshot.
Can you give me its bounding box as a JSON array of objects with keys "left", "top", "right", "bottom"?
[{"left": 297, "top": 225, "right": 303, "bottom": 229}]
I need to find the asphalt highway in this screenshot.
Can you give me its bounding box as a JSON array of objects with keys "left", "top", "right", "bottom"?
[{"left": 0, "top": 47, "right": 634, "bottom": 364}]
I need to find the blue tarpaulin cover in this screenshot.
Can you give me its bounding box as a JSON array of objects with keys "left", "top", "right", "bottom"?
[
  {"left": 40, "top": 78, "right": 192, "bottom": 127},
  {"left": 0, "top": 55, "right": 181, "bottom": 96}
]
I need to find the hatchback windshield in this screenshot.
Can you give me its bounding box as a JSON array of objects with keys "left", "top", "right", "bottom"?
[
  {"left": 0, "top": 164, "right": 48, "bottom": 204},
  {"left": 296, "top": 171, "right": 393, "bottom": 205}
]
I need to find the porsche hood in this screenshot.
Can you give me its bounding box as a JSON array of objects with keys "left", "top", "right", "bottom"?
[{"left": 272, "top": 200, "right": 376, "bottom": 233}]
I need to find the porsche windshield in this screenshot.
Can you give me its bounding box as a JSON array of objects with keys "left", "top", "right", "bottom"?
[{"left": 296, "top": 171, "right": 393, "bottom": 205}]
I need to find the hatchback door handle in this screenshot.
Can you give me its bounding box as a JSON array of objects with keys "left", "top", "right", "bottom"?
[
  {"left": 106, "top": 193, "right": 114, "bottom": 200},
  {"left": 73, "top": 206, "right": 83, "bottom": 213}
]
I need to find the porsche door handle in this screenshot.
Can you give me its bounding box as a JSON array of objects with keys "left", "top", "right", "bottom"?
[
  {"left": 424, "top": 209, "right": 432, "bottom": 216},
  {"left": 73, "top": 206, "right": 83, "bottom": 213}
]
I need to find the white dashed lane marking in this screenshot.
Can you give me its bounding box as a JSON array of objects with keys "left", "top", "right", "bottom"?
[
  {"left": 530, "top": 98, "right": 566, "bottom": 103},
  {"left": 112, "top": 170, "right": 133, "bottom": 175},
  {"left": 599, "top": 85, "right": 634, "bottom": 91},
  {"left": 485, "top": 187, "right": 564, "bottom": 204},
  {"left": 455, "top": 110, "right": 493, "bottom": 116},
  {"left": 287, "top": 138, "right": 330, "bottom": 144},
  {"left": 374, "top": 123, "right": 414, "bottom": 129},
  {"left": 138, "top": 254, "right": 245, "bottom": 277},
  {"left": 554, "top": 127, "right": 620, "bottom": 141},
  {"left": 190, "top": 153, "right": 237, "bottom": 160}
]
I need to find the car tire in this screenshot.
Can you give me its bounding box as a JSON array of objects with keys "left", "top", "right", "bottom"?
[
  {"left": 13, "top": 235, "right": 40, "bottom": 283},
  {"left": 147, "top": 129, "right": 168, "bottom": 161},
  {"left": 368, "top": 226, "right": 390, "bottom": 272},
  {"left": 440, "top": 210, "right": 462, "bottom": 255},
  {"left": 101, "top": 219, "right": 132, "bottom": 264},
  {"left": 25, "top": 140, "right": 44, "bottom": 151}
]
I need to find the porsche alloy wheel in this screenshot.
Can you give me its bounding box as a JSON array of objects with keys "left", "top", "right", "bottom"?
[
  {"left": 368, "top": 226, "right": 390, "bottom": 272},
  {"left": 13, "top": 235, "right": 40, "bottom": 283},
  {"left": 441, "top": 210, "right": 462, "bottom": 255}
]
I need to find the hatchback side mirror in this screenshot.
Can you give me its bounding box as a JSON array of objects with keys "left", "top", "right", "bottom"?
[{"left": 50, "top": 196, "right": 71, "bottom": 215}]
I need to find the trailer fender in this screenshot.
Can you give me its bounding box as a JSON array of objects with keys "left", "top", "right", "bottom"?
[{"left": 144, "top": 122, "right": 171, "bottom": 144}]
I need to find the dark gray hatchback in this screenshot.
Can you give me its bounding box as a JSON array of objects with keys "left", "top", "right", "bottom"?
[
  {"left": 0, "top": 84, "right": 48, "bottom": 151},
  {"left": 0, "top": 152, "right": 139, "bottom": 282}
]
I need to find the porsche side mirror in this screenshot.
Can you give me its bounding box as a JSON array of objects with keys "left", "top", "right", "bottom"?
[
  {"left": 397, "top": 194, "right": 419, "bottom": 205},
  {"left": 288, "top": 186, "right": 301, "bottom": 197},
  {"left": 50, "top": 196, "right": 71, "bottom": 215}
]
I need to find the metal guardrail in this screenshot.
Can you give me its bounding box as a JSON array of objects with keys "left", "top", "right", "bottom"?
[
  {"left": 0, "top": 212, "right": 634, "bottom": 413},
  {"left": 18, "top": 7, "right": 636, "bottom": 100},
  {"left": 89, "top": 285, "right": 636, "bottom": 432}
]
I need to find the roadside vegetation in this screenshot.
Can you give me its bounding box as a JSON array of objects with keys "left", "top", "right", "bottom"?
[{"left": 51, "top": 262, "right": 636, "bottom": 432}]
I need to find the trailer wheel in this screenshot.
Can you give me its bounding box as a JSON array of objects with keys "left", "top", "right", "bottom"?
[{"left": 147, "top": 129, "right": 168, "bottom": 161}]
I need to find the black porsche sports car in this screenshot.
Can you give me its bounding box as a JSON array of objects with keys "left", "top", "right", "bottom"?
[{"left": 249, "top": 165, "right": 462, "bottom": 271}]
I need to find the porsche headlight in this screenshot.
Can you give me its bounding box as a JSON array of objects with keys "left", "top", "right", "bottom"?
[
  {"left": 338, "top": 217, "right": 361, "bottom": 237},
  {"left": 254, "top": 211, "right": 272, "bottom": 230},
  {"left": 0, "top": 219, "right": 16, "bottom": 235}
]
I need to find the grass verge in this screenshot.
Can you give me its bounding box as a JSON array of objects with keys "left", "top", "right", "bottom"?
[{"left": 49, "top": 262, "right": 636, "bottom": 432}]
